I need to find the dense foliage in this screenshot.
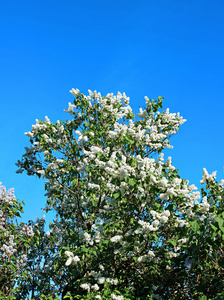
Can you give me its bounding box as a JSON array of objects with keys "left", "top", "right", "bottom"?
[{"left": 1, "top": 89, "right": 224, "bottom": 299}]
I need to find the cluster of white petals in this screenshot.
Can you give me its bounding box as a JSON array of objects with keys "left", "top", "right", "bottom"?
[
  {"left": 200, "top": 168, "right": 217, "bottom": 184},
  {"left": 0, "top": 182, "right": 15, "bottom": 205},
  {"left": 111, "top": 293, "right": 124, "bottom": 300},
  {"left": 65, "top": 250, "right": 80, "bottom": 266}
]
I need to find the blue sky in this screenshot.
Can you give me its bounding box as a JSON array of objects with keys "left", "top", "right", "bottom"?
[{"left": 1, "top": 0, "right": 224, "bottom": 224}]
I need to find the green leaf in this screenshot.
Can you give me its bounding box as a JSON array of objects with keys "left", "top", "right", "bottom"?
[
  {"left": 152, "top": 233, "right": 158, "bottom": 242},
  {"left": 215, "top": 216, "right": 224, "bottom": 230},
  {"left": 211, "top": 232, "right": 217, "bottom": 240},
  {"left": 191, "top": 220, "right": 200, "bottom": 232},
  {"left": 113, "top": 192, "right": 120, "bottom": 199},
  {"left": 211, "top": 223, "right": 218, "bottom": 231},
  {"left": 166, "top": 239, "right": 177, "bottom": 247},
  {"left": 128, "top": 178, "right": 136, "bottom": 186}
]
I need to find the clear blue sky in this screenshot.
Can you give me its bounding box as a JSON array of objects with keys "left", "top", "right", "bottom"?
[{"left": 1, "top": 0, "right": 224, "bottom": 224}]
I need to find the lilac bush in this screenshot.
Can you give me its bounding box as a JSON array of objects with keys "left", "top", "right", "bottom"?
[
  {"left": 0, "top": 183, "right": 33, "bottom": 299},
  {"left": 12, "top": 89, "right": 224, "bottom": 299}
]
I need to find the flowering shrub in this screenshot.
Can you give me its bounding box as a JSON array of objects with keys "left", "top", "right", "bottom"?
[
  {"left": 13, "top": 89, "right": 224, "bottom": 299},
  {"left": 0, "top": 183, "right": 33, "bottom": 299}
]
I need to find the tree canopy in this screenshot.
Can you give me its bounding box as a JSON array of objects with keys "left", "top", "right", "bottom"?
[{"left": 1, "top": 89, "right": 224, "bottom": 299}]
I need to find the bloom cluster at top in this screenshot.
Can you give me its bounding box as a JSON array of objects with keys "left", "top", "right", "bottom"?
[{"left": 0, "top": 182, "right": 15, "bottom": 205}]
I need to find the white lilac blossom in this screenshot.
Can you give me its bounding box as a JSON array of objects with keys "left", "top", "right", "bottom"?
[
  {"left": 198, "top": 196, "right": 210, "bottom": 213},
  {"left": 65, "top": 251, "right": 80, "bottom": 266},
  {"left": 98, "top": 277, "right": 106, "bottom": 284},
  {"left": 110, "top": 235, "right": 123, "bottom": 243},
  {"left": 111, "top": 293, "right": 124, "bottom": 300},
  {"left": 80, "top": 283, "right": 91, "bottom": 292},
  {"left": 91, "top": 284, "right": 100, "bottom": 291}
]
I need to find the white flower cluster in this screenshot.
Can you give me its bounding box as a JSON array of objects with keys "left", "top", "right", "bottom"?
[
  {"left": 1, "top": 234, "right": 17, "bottom": 257},
  {"left": 200, "top": 168, "right": 217, "bottom": 184},
  {"left": 198, "top": 196, "right": 210, "bottom": 213},
  {"left": 0, "top": 182, "right": 15, "bottom": 205},
  {"left": 0, "top": 184, "right": 17, "bottom": 259},
  {"left": 20, "top": 223, "right": 34, "bottom": 237},
  {"left": 151, "top": 209, "right": 171, "bottom": 223},
  {"left": 65, "top": 250, "right": 80, "bottom": 266},
  {"left": 25, "top": 118, "right": 49, "bottom": 138},
  {"left": 165, "top": 251, "right": 179, "bottom": 259},
  {"left": 70, "top": 88, "right": 80, "bottom": 96},
  {"left": 80, "top": 282, "right": 100, "bottom": 292},
  {"left": 76, "top": 265, "right": 120, "bottom": 297},
  {"left": 137, "top": 210, "right": 171, "bottom": 235},
  {"left": 110, "top": 235, "right": 123, "bottom": 243},
  {"left": 78, "top": 228, "right": 95, "bottom": 245},
  {"left": 137, "top": 250, "right": 155, "bottom": 263},
  {"left": 111, "top": 293, "right": 124, "bottom": 300}
]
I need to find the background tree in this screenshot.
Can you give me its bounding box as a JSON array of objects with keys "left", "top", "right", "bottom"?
[{"left": 0, "top": 183, "right": 34, "bottom": 300}]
